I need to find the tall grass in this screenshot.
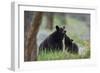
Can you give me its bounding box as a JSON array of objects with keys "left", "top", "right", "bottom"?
[{"left": 37, "top": 49, "right": 90, "bottom": 61}]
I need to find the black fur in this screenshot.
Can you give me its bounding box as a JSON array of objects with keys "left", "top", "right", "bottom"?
[
  {"left": 64, "top": 34, "right": 78, "bottom": 54},
  {"left": 39, "top": 26, "right": 66, "bottom": 51}
]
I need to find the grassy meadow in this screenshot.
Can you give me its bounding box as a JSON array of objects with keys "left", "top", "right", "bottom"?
[{"left": 37, "top": 48, "right": 90, "bottom": 61}]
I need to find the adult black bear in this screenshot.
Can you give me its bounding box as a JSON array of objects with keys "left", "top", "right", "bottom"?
[
  {"left": 64, "top": 34, "right": 78, "bottom": 54},
  {"left": 39, "top": 25, "right": 66, "bottom": 51}
]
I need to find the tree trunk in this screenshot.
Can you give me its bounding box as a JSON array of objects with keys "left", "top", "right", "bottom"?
[
  {"left": 46, "top": 13, "right": 53, "bottom": 30},
  {"left": 25, "top": 12, "right": 43, "bottom": 61},
  {"left": 24, "top": 11, "right": 33, "bottom": 61}
]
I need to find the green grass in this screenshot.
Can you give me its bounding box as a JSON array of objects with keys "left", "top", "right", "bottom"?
[{"left": 37, "top": 49, "right": 90, "bottom": 61}]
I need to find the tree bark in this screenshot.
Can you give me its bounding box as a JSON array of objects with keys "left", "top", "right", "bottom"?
[
  {"left": 25, "top": 12, "right": 43, "bottom": 61},
  {"left": 24, "top": 11, "right": 33, "bottom": 61},
  {"left": 46, "top": 13, "right": 53, "bottom": 30}
]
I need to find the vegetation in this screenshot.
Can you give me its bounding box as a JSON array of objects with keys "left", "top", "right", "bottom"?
[{"left": 37, "top": 48, "right": 90, "bottom": 61}]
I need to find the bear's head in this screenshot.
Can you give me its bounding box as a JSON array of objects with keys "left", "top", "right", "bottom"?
[
  {"left": 69, "top": 39, "right": 73, "bottom": 45},
  {"left": 64, "top": 34, "right": 73, "bottom": 46},
  {"left": 55, "top": 25, "right": 66, "bottom": 40}
]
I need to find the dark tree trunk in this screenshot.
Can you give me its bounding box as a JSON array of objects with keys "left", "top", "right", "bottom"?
[
  {"left": 25, "top": 12, "right": 43, "bottom": 61},
  {"left": 46, "top": 13, "right": 53, "bottom": 30},
  {"left": 24, "top": 11, "right": 33, "bottom": 61}
]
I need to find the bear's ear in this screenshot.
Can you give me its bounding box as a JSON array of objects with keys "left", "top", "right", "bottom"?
[{"left": 56, "top": 25, "right": 59, "bottom": 30}]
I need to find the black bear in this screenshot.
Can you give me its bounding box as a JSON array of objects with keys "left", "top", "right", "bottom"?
[
  {"left": 39, "top": 25, "right": 66, "bottom": 51},
  {"left": 64, "top": 34, "right": 78, "bottom": 54}
]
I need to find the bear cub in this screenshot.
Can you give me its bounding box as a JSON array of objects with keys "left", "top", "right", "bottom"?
[{"left": 64, "top": 34, "right": 78, "bottom": 54}]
